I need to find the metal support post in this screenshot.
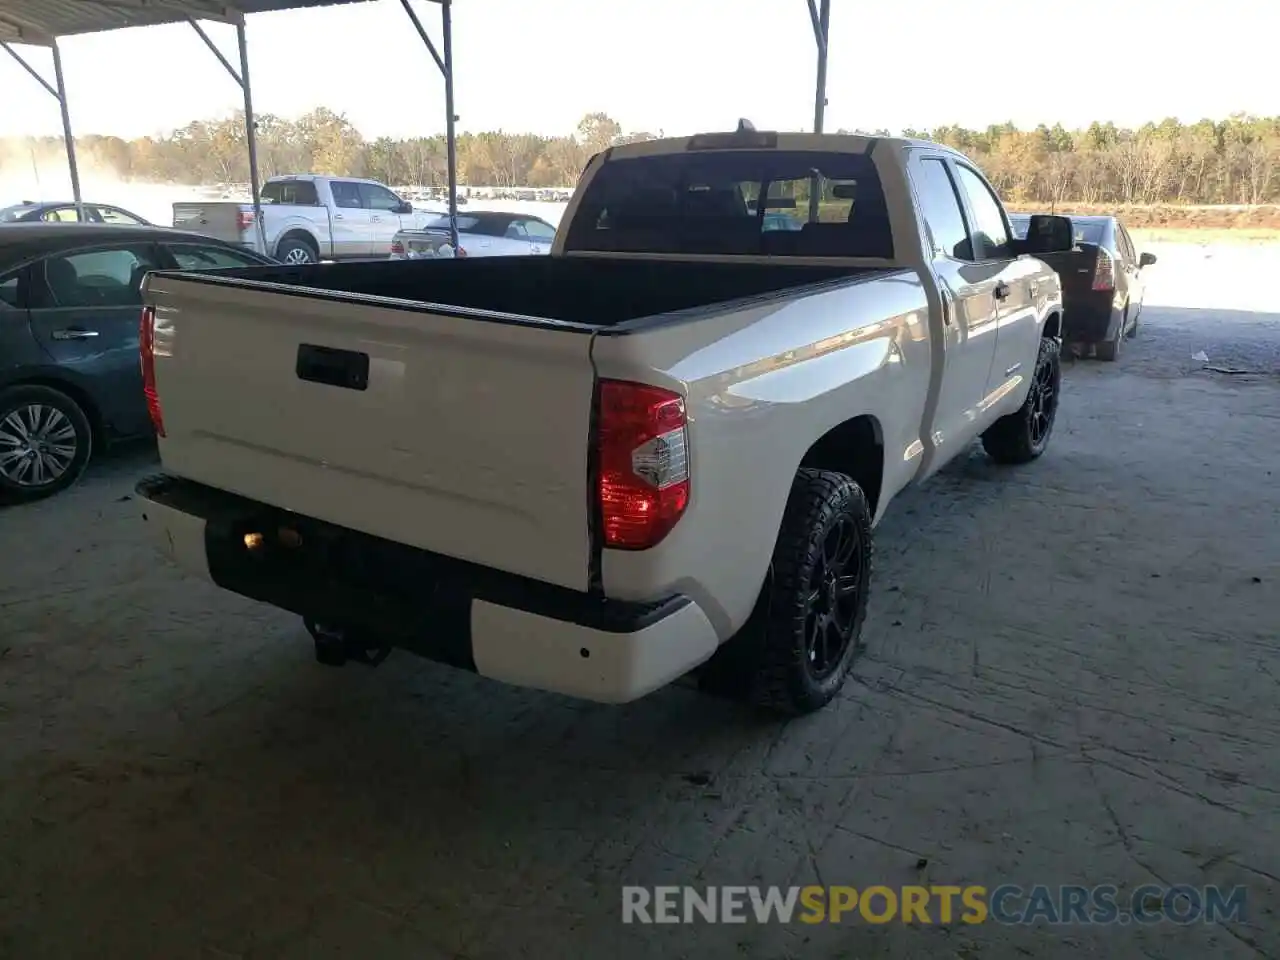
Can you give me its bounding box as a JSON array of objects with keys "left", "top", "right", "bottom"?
[
  {"left": 2, "top": 40, "right": 82, "bottom": 216},
  {"left": 806, "top": 0, "right": 831, "bottom": 224},
  {"left": 808, "top": 0, "right": 830, "bottom": 133},
  {"left": 189, "top": 18, "right": 267, "bottom": 254},
  {"left": 398, "top": 0, "right": 460, "bottom": 251},
  {"left": 441, "top": 0, "right": 458, "bottom": 250},
  {"left": 236, "top": 22, "right": 268, "bottom": 255}
]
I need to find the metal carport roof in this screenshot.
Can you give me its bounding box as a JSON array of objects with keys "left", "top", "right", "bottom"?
[
  {"left": 0, "top": 0, "right": 364, "bottom": 44},
  {"left": 1, "top": 0, "right": 832, "bottom": 254},
  {"left": 1, "top": 0, "right": 462, "bottom": 250}
]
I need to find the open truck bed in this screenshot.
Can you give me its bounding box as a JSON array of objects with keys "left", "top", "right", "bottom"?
[{"left": 197, "top": 255, "right": 881, "bottom": 329}]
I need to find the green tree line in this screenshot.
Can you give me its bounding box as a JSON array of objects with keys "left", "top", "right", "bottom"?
[{"left": 4, "top": 110, "right": 1278, "bottom": 204}]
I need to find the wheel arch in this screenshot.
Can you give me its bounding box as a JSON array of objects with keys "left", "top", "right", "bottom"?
[
  {"left": 1, "top": 373, "right": 107, "bottom": 449},
  {"left": 1041, "top": 310, "right": 1062, "bottom": 340},
  {"left": 274, "top": 229, "right": 320, "bottom": 259},
  {"left": 797, "top": 413, "right": 886, "bottom": 520}
]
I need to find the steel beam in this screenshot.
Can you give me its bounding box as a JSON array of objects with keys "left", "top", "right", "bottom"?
[
  {"left": 187, "top": 19, "right": 266, "bottom": 254},
  {"left": 1, "top": 40, "right": 82, "bottom": 214},
  {"left": 235, "top": 22, "right": 268, "bottom": 255},
  {"left": 398, "top": 0, "right": 459, "bottom": 250}
]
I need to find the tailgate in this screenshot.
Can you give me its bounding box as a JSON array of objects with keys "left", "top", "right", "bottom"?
[
  {"left": 172, "top": 203, "right": 247, "bottom": 243},
  {"left": 145, "top": 274, "right": 598, "bottom": 591}
]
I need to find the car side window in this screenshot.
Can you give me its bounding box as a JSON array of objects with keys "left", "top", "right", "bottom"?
[
  {"left": 1116, "top": 225, "right": 1136, "bottom": 263},
  {"left": 358, "top": 183, "right": 404, "bottom": 212},
  {"left": 912, "top": 157, "right": 973, "bottom": 261},
  {"left": 505, "top": 221, "right": 529, "bottom": 240},
  {"left": 0, "top": 270, "right": 23, "bottom": 310},
  {"left": 952, "top": 165, "right": 1012, "bottom": 260},
  {"left": 97, "top": 206, "right": 146, "bottom": 226},
  {"left": 522, "top": 219, "right": 556, "bottom": 241},
  {"left": 330, "top": 181, "right": 364, "bottom": 209},
  {"left": 38, "top": 246, "right": 160, "bottom": 309},
  {"left": 168, "top": 244, "right": 265, "bottom": 270},
  {"left": 41, "top": 207, "right": 81, "bottom": 223}
]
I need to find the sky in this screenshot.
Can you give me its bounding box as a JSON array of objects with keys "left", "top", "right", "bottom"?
[{"left": 1, "top": 0, "right": 1276, "bottom": 142}]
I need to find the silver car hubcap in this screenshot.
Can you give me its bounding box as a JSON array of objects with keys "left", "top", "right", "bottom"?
[
  {"left": 284, "top": 248, "right": 313, "bottom": 264},
  {"left": 0, "top": 404, "right": 78, "bottom": 487}
]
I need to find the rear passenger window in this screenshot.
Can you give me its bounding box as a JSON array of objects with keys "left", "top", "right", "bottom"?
[
  {"left": 330, "top": 182, "right": 364, "bottom": 209},
  {"left": 40, "top": 247, "right": 159, "bottom": 308},
  {"left": 913, "top": 158, "right": 972, "bottom": 260},
  {"left": 262, "top": 180, "right": 320, "bottom": 205}
]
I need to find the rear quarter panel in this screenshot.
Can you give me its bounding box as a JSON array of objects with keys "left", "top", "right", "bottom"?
[
  {"left": 262, "top": 207, "right": 334, "bottom": 257},
  {"left": 590, "top": 272, "right": 932, "bottom": 640}
]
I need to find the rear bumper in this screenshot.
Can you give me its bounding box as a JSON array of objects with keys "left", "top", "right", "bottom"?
[
  {"left": 137, "top": 474, "right": 718, "bottom": 704},
  {"left": 1062, "top": 295, "right": 1118, "bottom": 343}
]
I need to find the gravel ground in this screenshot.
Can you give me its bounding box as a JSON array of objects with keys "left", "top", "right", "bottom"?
[{"left": 0, "top": 243, "right": 1277, "bottom": 960}]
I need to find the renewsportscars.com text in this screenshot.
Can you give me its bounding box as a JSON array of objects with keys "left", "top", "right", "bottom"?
[{"left": 621, "top": 884, "right": 1247, "bottom": 926}]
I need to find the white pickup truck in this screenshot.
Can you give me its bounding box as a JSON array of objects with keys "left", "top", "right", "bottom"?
[
  {"left": 137, "top": 128, "right": 1074, "bottom": 716},
  {"left": 172, "top": 175, "right": 440, "bottom": 264}
]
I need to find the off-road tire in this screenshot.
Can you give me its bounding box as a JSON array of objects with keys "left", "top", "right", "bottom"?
[
  {"left": 981, "top": 336, "right": 1061, "bottom": 464},
  {"left": 702, "top": 469, "right": 874, "bottom": 716},
  {"left": 0, "top": 384, "right": 94, "bottom": 503}
]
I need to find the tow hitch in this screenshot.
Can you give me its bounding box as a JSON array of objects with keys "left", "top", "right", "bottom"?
[{"left": 304, "top": 618, "right": 392, "bottom": 667}]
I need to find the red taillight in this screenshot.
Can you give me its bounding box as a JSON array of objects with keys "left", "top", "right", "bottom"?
[
  {"left": 596, "top": 379, "right": 690, "bottom": 550},
  {"left": 236, "top": 209, "right": 256, "bottom": 232},
  {"left": 139, "top": 305, "right": 165, "bottom": 437},
  {"left": 390, "top": 238, "right": 405, "bottom": 256},
  {"left": 1092, "top": 248, "right": 1115, "bottom": 291},
  {"left": 455, "top": 245, "right": 468, "bottom": 258}
]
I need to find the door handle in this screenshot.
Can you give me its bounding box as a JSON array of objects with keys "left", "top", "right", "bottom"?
[
  {"left": 370, "top": 216, "right": 381, "bottom": 222},
  {"left": 334, "top": 214, "right": 344, "bottom": 220},
  {"left": 993, "top": 281, "right": 1011, "bottom": 301},
  {"left": 51, "top": 328, "right": 99, "bottom": 340}
]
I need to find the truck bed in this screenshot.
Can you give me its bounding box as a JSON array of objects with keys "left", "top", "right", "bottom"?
[{"left": 196, "top": 255, "right": 881, "bottom": 328}]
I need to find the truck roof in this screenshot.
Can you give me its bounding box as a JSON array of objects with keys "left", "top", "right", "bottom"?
[
  {"left": 265, "top": 174, "right": 388, "bottom": 186},
  {"left": 603, "top": 131, "right": 967, "bottom": 163}
]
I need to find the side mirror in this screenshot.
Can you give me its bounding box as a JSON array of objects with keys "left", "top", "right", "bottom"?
[
  {"left": 396, "top": 201, "right": 413, "bottom": 214},
  {"left": 1139, "top": 252, "right": 1157, "bottom": 267},
  {"left": 1024, "top": 214, "right": 1074, "bottom": 254}
]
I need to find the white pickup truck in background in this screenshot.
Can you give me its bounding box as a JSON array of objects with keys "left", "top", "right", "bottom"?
[
  {"left": 390, "top": 211, "right": 558, "bottom": 260},
  {"left": 172, "top": 174, "right": 440, "bottom": 264},
  {"left": 138, "top": 127, "right": 1074, "bottom": 716}
]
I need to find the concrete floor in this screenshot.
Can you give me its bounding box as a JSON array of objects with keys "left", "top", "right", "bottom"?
[{"left": 2, "top": 253, "right": 1278, "bottom": 959}]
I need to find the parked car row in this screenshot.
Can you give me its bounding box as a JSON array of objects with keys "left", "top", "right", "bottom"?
[{"left": 0, "top": 168, "right": 1154, "bottom": 513}]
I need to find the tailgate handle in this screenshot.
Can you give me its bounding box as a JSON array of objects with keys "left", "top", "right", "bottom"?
[{"left": 296, "top": 344, "right": 369, "bottom": 391}]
